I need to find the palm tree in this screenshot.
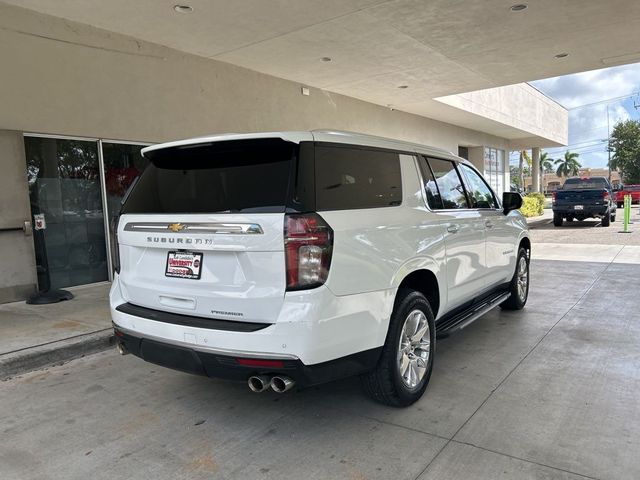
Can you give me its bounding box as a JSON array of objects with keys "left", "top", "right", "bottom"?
[
  {"left": 519, "top": 150, "right": 531, "bottom": 191},
  {"left": 540, "top": 151, "right": 554, "bottom": 175},
  {"left": 555, "top": 151, "right": 581, "bottom": 177}
]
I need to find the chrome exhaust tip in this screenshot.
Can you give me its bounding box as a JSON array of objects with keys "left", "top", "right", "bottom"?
[
  {"left": 116, "top": 341, "right": 128, "bottom": 355},
  {"left": 270, "top": 375, "right": 295, "bottom": 393},
  {"left": 248, "top": 375, "right": 271, "bottom": 393}
]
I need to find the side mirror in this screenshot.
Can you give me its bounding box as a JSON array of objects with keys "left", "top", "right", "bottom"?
[{"left": 503, "top": 192, "right": 523, "bottom": 215}]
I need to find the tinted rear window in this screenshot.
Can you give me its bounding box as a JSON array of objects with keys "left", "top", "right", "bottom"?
[
  {"left": 315, "top": 145, "right": 402, "bottom": 211},
  {"left": 563, "top": 178, "right": 609, "bottom": 190},
  {"left": 121, "top": 139, "right": 295, "bottom": 214}
]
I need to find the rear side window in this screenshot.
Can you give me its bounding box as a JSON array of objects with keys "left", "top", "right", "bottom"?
[
  {"left": 315, "top": 145, "right": 402, "bottom": 210},
  {"left": 427, "top": 158, "right": 469, "bottom": 209},
  {"left": 562, "top": 177, "right": 609, "bottom": 190},
  {"left": 121, "top": 139, "right": 295, "bottom": 214},
  {"left": 417, "top": 157, "right": 443, "bottom": 209}
]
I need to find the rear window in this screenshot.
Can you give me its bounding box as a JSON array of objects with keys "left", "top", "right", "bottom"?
[
  {"left": 562, "top": 178, "right": 609, "bottom": 190},
  {"left": 314, "top": 145, "right": 402, "bottom": 211},
  {"left": 121, "top": 139, "right": 295, "bottom": 214}
]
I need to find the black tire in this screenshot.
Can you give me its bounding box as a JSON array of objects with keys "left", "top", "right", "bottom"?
[
  {"left": 602, "top": 211, "right": 611, "bottom": 227},
  {"left": 617, "top": 202, "right": 623, "bottom": 209},
  {"left": 500, "top": 247, "right": 529, "bottom": 311},
  {"left": 611, "top": 214, "right": 616, "bottom": 222},
  {"left": 553, "top": 213, "right": 563, "bottom": 227},
  {"left": 361, "top": 289, "right": 435, "bottom": 407},
  {"left": 566, "top": 216, "right": 574, "bottom": 222}
]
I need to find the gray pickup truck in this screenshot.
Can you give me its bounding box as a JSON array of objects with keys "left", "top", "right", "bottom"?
[{"left": 552, "top": 176, "right": 618, "bottom": 227}]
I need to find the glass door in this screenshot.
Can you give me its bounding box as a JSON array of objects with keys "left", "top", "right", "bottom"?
[
  {"left": 25, "top": 137, "right": 108, "bottom": 289},
  {"left": 101, "top": 141, "right": 149, "bottom": 276}
]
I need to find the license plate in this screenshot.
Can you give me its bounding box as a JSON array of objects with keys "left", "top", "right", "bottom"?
[
  {"left": 574, "top": 205, "right": 584, "bottom": 210},
  {"left": 165, "top": 251, "right": 203, "bottom": 280}
]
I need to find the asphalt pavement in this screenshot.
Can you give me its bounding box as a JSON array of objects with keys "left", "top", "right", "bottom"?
[{"left": 2, "top": 253, "right": 639, "bottom": 480}]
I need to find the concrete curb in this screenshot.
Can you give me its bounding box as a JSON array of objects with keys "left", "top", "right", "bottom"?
[{"left": 0, "top": 329, "right": 115, "bottom": 380}]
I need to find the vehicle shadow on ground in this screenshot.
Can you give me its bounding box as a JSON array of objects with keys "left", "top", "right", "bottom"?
[{"left": 530, "top": 219, "right": 603, "bottom": 230}]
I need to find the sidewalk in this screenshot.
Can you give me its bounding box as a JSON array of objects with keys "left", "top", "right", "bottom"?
[
  {"left": 0, "top": 283, "right": 113, "bottom": 379},
  {"left": 525, "top": 208, "right": 553, "bottom": 227}
]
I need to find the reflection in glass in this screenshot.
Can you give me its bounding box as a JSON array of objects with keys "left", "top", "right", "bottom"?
[
  {"left": 102, "top": 142, "right": 148, "bottom": 272},
  {"left": 25, "top": 137, "right": 108, "bottom": 289}
]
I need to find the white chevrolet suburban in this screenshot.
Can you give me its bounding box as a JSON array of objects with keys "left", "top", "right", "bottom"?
[{"left": 110, "top": 130, "right": 529, "bottom": 407}]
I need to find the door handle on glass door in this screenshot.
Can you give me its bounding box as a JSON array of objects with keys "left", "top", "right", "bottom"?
[{"left": 447, "top": 225, "right": 459, "bottom": 234}]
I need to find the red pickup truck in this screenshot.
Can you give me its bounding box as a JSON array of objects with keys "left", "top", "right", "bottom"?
[{"left": 616, "top": 185, "right": 640, "bottom": 208}]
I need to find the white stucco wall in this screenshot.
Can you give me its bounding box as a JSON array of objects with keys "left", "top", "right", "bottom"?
[{"left": 436, "top": 83, "right": 568, "bottom": 148}]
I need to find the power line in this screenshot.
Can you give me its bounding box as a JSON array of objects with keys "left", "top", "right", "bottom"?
[{"left": 567, "top": 91, "right": 640, "bottom": 110}]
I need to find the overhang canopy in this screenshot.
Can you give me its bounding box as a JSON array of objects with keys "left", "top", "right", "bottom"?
[{"left": 4, "top": 0, "right": 637, "bottom": 146}]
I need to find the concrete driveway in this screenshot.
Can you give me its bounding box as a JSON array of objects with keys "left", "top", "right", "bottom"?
[{"left": 2, "top": 240, "right": 639, "bottom": 479}]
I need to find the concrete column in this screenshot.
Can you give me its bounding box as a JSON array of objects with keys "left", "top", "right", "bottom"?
[
  {"left": 532, "top": 147, "right": 541, "bottom": 193},
  {"left": 0, "top": 130, "right": 37, "bottom": 303}
]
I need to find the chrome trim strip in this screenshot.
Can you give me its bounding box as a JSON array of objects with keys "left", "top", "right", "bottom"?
[
  {"left": 113, "top": 323, "right": 299, "bottom": 360},
  {"left": 124, "top": 222, "right": 263, "bottom": 234}
]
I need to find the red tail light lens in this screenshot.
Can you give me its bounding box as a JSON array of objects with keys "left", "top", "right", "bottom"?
[
  {"left": 285, "top": 213, "right": 333, "bottom": 291},
  {"left": 236, "top": 358, "right": 284, "bottom": 368},
  {"left": 603, "top": 190, "right": 610, "bottom": 201},
  {"left": 552, "top": 192, "right": 557, "bottom": 203}
]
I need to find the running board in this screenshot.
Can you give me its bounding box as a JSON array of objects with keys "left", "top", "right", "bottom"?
[{"left": 436, "top": 291, "right": 511, "bottom": 338}]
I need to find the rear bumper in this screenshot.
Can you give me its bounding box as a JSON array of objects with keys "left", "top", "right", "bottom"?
[
  {"left": 553, "top": 205, "right": 609, "bottom": 217},
  {"left": 110, "top": 274, "right": 394, "bottom": 370},
  {"left": 114, "top": 326, "right": 381, "bottom": 387}
]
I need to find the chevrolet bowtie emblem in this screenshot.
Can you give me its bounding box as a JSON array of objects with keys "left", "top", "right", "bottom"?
[{"left": 167, "top": 223, "right": 186, "bottom": 232}]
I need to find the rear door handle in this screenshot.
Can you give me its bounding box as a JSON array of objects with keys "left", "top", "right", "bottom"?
[{"left": 447, "top": 225, "right": 459, "bottom": 234}]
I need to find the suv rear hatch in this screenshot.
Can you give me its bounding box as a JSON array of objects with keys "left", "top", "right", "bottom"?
[{"left": 116, "top": 137, "right": 304, "bottom": 324}]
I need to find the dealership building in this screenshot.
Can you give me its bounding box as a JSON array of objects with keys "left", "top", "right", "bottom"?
[{"left": 11, "top": 0, "right": 640, "bottom": 303}]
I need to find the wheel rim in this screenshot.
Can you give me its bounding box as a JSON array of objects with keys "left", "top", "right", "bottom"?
[
  {"left": 517, "top": 256, "right": 528, "bottom": 302},
  {"left": 397, "top": 309, "right": 431, "bottom": 388}
]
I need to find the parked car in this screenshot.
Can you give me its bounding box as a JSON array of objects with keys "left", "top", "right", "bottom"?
[
  {"left": 616, "top": 184, "right": 640, "bottom": 208},
  {"left": 552, "top": 176, "right": 617, "bottom": 227},
  {"left": 110, "top": 130, "right": 530, "bottom": 407}
]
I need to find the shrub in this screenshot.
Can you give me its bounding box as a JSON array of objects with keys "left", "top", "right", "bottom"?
[{"left": 519, "top": 196, "right": 543, "bottom": 217}]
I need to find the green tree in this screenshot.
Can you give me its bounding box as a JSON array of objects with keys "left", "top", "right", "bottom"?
[
  {"left": 540, "top": 151, "right": 554, "bottom": 175},
  {"left": 609, "top": 119, "right": 640, "bottom": 183},
  {"left": 555, "top": 151, "right": 581, "bottom": 177},
  {"left": 519, "top": 150, "right": 531, "bottom": 191}
]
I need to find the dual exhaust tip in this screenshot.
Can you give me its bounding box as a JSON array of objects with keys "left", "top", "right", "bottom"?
[{"left": 248, "top": 375, "right": 295, "bottom": 393}]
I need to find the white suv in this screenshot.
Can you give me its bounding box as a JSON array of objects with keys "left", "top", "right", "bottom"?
[{"left": 110, "top": 130, "right": 529, "bottom": 406}]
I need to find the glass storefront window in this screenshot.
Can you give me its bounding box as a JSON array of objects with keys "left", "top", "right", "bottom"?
[
  {"left": 25, "top": 137, "right": 108, "bottom": 289},
  {"left": 25, "top": 136, "right": 150, "bottom": 289},
  {"left": 484, "top": 147, "right": 505, "bottom": 194},
  {"left": 102, "top": 142, "right": 148, "bottom": 273}
]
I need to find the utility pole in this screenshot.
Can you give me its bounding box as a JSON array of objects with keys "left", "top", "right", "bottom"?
[{"left": 607, "top": 103, "right": 611, "bottom": 182}]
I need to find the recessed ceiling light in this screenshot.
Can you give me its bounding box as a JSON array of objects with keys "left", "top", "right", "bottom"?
[
  {"left": 320, "top": 57, "right": 332, "bottom": 62},
  {"left": 554, "top": 52, "right": 569, "bottom": 59},
  {"left": 398, "top": 85, "right": 409, "bottom": 89},
  {"left": 173, "top": 5, "right": 193, "bottom": 13},
  {"left": 510, "top": 4, "right": 527, "bottom": 11}
]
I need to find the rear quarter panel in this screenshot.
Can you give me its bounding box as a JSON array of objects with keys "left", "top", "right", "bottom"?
[{"left": 319, "top": 154, "right": 447, "bottom": 316}]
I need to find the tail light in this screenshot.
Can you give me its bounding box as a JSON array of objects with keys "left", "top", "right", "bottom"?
[
  {"left": 284, "top": 213, "right": 333, "bottom": 291},
  {"left": 603, "top": 190, "right": 610, "bottom": 201},
  {"left": 552, "top": 192, "right": 557, "bottom": 204}
]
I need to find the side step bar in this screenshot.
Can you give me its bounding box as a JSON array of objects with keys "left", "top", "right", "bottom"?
[{"left": 436, "top": 291, "right": 511, "bottom": 338}]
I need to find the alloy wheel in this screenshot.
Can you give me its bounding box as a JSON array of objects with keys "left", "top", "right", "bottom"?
[{"left": 397, "top": 309, "right": 431, "bottom": 388}]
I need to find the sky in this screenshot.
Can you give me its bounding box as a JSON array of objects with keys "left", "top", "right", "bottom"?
[{"left": 510, "top": 62, "right": 640, "bottom": 168}]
